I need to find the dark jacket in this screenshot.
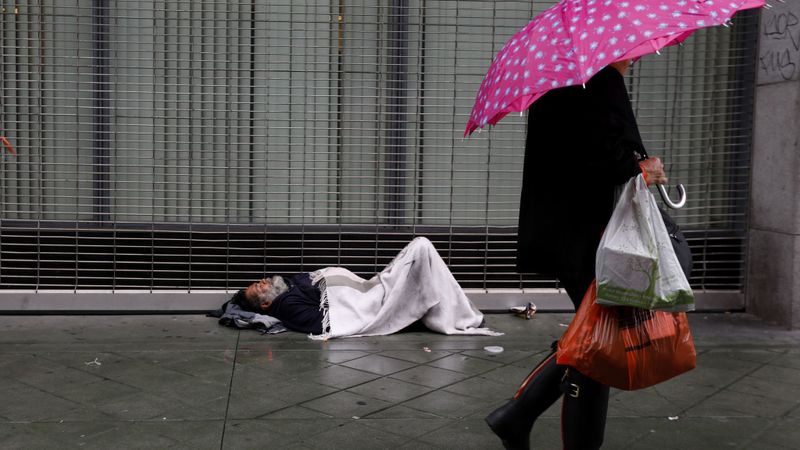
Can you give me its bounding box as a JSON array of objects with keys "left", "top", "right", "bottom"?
[
  {"left": 211, "top": 273, "right": 323, "bottom": 334},
  {"left": 516, "top": 66, "right": 644, "bottom": 278},
  {"left": 265, "top": 273, "right": 323, "bottom": 334}
]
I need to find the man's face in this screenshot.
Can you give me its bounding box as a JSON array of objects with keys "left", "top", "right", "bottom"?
[{"left": 245, "top": 278, "right": 274, "bottom": 310}]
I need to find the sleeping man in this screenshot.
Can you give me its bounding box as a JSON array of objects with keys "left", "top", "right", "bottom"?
[{"left": 212, "top": 237, "right": 501, "bottom": 339}]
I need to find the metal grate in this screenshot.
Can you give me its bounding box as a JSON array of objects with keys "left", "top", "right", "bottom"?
[{"left": 1, "top": 1, "right": 759, "bottom": 296}]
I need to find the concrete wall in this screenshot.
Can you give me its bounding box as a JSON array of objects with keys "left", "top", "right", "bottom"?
[{"left": 749, "top": 1, "right": 800, "bottom": 328}]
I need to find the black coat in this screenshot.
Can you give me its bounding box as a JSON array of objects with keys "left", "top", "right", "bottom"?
[
  {"left": 266, "top": 273, "right": 324, "bottom": 334},
  {"left": 516, "top": 66, "right": 645, "bottom": 278}
]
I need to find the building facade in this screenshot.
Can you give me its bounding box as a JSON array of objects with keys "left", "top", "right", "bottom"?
[{"left": 0, "top": 1, "right": 767, "bottom": 314}]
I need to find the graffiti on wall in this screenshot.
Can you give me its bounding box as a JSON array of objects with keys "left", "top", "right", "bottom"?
[{"left": 758, "top": 2, "right": 800, "bottom": 84}]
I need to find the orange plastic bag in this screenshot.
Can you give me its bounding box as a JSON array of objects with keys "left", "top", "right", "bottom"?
[{"left": 557, "top": 281, "right": 696, "bottom": 390}]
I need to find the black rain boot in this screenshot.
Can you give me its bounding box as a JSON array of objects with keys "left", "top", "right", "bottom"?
[
  {"left": 560, "top": 368, "right": 610, "bottom": 450},
  {"left": 486, "top": 348, "right": 565, "bottom": 450}
]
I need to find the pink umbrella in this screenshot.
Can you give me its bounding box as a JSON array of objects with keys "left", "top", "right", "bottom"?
[{"left": 464, "top": 0, "right": 765, "bottom": 137}]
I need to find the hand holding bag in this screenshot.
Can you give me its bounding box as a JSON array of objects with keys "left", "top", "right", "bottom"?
[
  {"left": 557, "top": 281, "right": 696, "bottom": 390},
  {"left": 595, "top": 174, "right": 694, "bottom": 312}
]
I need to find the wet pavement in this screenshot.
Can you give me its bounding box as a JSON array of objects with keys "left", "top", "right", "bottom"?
[{"left": 0, "top": 312, "right": 798, "bottom": 449}]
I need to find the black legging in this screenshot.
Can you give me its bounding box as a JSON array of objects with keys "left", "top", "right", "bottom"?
[
  {"left": 558, "top": 270, "right": 611, "bottom": 450},
  {"left": 558, "top": 269, "right": 594, "bottom": 311}
]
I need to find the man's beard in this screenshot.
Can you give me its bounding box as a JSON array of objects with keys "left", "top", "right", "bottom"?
[{"left": 257, "top": 275, "right": 289, "bottom": 304}]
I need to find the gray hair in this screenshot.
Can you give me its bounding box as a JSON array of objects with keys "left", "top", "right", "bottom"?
[
  {"left": 261, "top": 275, "right": 288, "bottom": 302},
  {"left": 245, "top": 275, "right": 289, "bottom": 311}
]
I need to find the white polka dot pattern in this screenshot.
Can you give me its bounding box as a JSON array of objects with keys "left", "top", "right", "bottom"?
[{"left": 464, "top": 0, "right": 765, "bottom": 136}]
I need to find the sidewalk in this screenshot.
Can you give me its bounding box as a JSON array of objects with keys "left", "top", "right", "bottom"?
[{"left": 0, "top": 312, "right": 798, "bottom": 449}]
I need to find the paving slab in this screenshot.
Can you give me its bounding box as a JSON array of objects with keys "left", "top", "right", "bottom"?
[{"left": 0, "top": 312, "right": 799, "bottom": 449}]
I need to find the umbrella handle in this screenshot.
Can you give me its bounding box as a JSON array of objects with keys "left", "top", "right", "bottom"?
[{"left": 657, "top": 183, "right": 686, "bottom": 209}]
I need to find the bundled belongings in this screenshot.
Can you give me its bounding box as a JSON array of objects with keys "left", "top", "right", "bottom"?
[{"left": 208, "top": 300, "right": 287, "bottom": 334}]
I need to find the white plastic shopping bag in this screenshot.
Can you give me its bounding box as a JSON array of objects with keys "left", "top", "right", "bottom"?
[{"left": 595, "top": 175, "right": 694, "bottom": 311}]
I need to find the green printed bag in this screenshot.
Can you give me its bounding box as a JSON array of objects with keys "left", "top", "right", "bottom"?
[{"left": 595, "top": 175, "right": 694, "bottom": 312}]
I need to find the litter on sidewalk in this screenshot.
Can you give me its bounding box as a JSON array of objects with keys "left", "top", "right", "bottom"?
[{"left": 510, "top": 302, "right": 537, "bottom": 319}]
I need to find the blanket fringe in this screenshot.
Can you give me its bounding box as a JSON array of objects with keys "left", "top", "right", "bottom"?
[
  {"left": 461, "top": 328, "right": 504, "bottom": 337},
  {"left": 308, "top": 272, "right": 331, "bottom": 341}
]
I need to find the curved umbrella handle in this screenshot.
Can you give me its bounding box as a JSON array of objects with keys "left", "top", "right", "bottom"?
[{"left": 657, "top": 184, "right": 686, "bottom": 209}]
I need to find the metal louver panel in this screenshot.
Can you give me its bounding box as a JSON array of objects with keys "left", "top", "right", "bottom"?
[{"left": 1, "top": 1, "right": 758, "bottom": 306}]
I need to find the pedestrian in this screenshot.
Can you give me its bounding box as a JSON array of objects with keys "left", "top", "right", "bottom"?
[{"left": 485, "top": 59, "right": 668, "bottom": 449}]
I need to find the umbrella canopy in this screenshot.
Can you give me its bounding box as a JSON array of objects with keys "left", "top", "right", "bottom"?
[{"left": 464, "top": 0, "right": 765, "bottom": 137}]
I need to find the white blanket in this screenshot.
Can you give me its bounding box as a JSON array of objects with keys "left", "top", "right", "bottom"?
[{"left": 309, "top": 237, "right": 502, "bottom": 340}]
